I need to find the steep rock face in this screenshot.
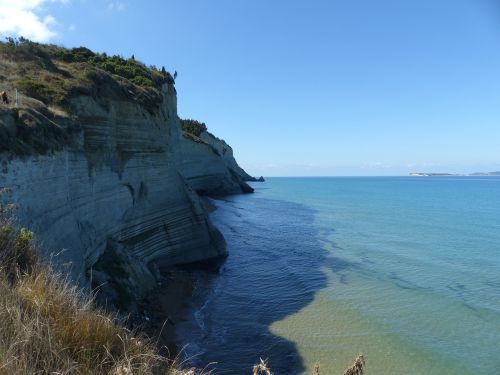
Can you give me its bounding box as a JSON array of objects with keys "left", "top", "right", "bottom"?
[
  {"left": 199, "top": 132, "right": 255, "bottom": 181},
  {"left": 180, "top": 131, "right": 253, "bottom": 195},
  {"left": 0, "top": 82, "right": 232, "bottom": 306}
]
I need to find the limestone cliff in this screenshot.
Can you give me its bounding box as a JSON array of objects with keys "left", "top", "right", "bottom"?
[
  {"left": 0, "top": 41, "right": 254, "bottom": 309},
  {"left": 180, "top": 131, "right": 253, "bottom": 195}
]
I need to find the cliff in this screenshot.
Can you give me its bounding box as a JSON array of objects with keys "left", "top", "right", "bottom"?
[
  {"left": 180, "top": 131, "right": 253, "bottom": 195},
  {"left": 0, "top": 40, "right": 254, "bottom": 309}
]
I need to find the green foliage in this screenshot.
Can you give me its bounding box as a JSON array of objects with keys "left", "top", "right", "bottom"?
[
  {"left": 48, "top": 44, "right": 173, "bottom": 88},
  {"left": 131, "top": 75, "right": 154, "bottom": 87},
  {"left": 12, "top": 229, "right": 37, "bottom": 275},
  {"left": 15, "top": 77, "right": 65, "bottom": 104},
  {"left": 92, "top": 55, "right": 151, "bottom": 86},
  {"left": 15, "top": 229, "right": 34, "bottom": 252},
  {"left": 1, "top": 37, "right": 48, "bottom": 58},
  {"left": 57, "top": 46, "right": 95, "bottom": 63},
  {"left": 1, "top": 37, "right": 174, "bottom": 90},
  {"left": 0, "top": 203, "right": 37, "bottom": 281},
  {"left": 180, "top": 119, "right": 208, "bottom": 137}
]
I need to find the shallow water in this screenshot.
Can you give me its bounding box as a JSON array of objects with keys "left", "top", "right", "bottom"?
[{"left": 176, "top": 177, "right": 500, "bottom": 374}]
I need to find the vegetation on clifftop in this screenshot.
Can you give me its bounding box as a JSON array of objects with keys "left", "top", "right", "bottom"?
[
  {"left": 0, "top": 38, "right": 177, "bottom": 155},
  {"left": 0, "top": 37, "right": 173, "bottom": 107},
  {"left": 49, "top": 45, "right": 173, "bottom": 88},
  {"left": 180, "top": 119, "right": 207, "bottom": 137}
]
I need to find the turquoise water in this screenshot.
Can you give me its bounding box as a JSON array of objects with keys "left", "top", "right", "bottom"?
[{"left": 177, "top": 177, "right": 500, "bottom": 374}]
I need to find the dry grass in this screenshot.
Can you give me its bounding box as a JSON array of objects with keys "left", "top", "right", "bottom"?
[
  {"left": 251, "top": 354, "right": 366, "bottom": 375},
  {"left": 0, "top": 203, "right": 200, "bottom": 375},
  {"left": 342, "top": 354, "right": 366, "bottom": 375},
  {"left": 252, "top": 358, "right": 272, "bottom": 375}
]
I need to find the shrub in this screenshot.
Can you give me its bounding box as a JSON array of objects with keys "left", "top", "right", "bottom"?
[
  {"left": 0, "top": 200, "right": 37, "bottom": 281},
  {"left": 15, "top": 77, "right": 64, "bottom": 104},
  {"left": 180, "top": 119, "right": 208, "bottom": 137}
]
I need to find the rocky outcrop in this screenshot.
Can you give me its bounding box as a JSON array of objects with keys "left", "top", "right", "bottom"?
[
  {"left": 180, "top": 131, "right": 253, "bottom": 195},
  {"left": 199, "top": 132, "right": 254, "bottom": 180},
  {"left": 0, "top": 78, "right": 252, "bottom": 309}
]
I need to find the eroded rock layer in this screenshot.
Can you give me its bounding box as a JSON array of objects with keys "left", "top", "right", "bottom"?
[
  {"left": 180, "top": 131, "right": 253, "bottom": 195},
  {"left": 0, "top": 80, "right": 252, "bottom": 308}
]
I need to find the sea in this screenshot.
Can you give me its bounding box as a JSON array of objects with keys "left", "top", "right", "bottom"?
[{"left": 176, "top": 177, "right": 500, "bottom": 375}]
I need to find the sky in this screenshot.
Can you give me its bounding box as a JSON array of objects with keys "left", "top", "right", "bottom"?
[{"left": 1, "top": 0, "right": 500, "bottom": 176}]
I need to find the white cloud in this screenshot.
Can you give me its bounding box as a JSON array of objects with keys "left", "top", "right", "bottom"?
[
  {"left": 107, "top": 1, "right": 125, "bottom": 11},
  {"left": 0, "top": 0, "right": 67, "bottom": 42},
  {"left": 68, "top": 23, "right": 76, "bottom": 32}
]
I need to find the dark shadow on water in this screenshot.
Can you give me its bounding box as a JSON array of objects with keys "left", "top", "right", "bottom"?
[
  {"left": 175, "top": 194, "right": 357, "bottom": 375},
  {"left": 324, "top": 256, "right": 358, "bottom": 273}
]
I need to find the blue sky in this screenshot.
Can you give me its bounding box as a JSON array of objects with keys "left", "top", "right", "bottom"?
[{"left": 1, "top": 0, "right": 500, "bottom": 176}]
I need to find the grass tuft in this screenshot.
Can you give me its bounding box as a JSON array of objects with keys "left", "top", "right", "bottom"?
[
  {"left": 342, "top": 354, "right": 366, "bottom": 375},
  {"left": 252, "top": 358, "right": 273, "bottom": 375}
]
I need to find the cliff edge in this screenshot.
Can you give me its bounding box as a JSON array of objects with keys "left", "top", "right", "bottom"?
[
  {"left": 0, "top": 39, "right": 255, "bottom": 310},
  {"left": 180, "top": 119, "right": 254, "bottom": 195}
]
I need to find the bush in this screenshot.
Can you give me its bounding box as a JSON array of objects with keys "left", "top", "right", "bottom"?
[
  {"left": 0, "top": 200, "right": 37, "bottom": 281},
  {"left": 91, "top": 56, "right": 157, "bottom": 87},
  {"left": 15, "top": 77, "right": 64, "bottom": 104},
  {"left": 180, "top": 119, "right": 208, "bottom": 137}
]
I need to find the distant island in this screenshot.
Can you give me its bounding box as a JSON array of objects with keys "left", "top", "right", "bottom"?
[
  {"left": 409, "top": 173, "right": 459, "bottom": 176},
  {"left": 469, "top": 171, "right": 500, "bottom": 176},
  {"left": 410, "top": 172, "right": 500, "bottom": 176}
]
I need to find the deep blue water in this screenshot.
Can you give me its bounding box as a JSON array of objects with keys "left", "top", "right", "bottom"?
[{"left": 176, "top": 177, "right": 500, "bottom": 374}]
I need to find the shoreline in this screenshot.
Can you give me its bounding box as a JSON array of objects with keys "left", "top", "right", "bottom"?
[
  {"left": 139, "top": 268, "right": 196, "bottom": 358},
  {"left": 138, "top": 198, "right": 222, "bottom": 360}
]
